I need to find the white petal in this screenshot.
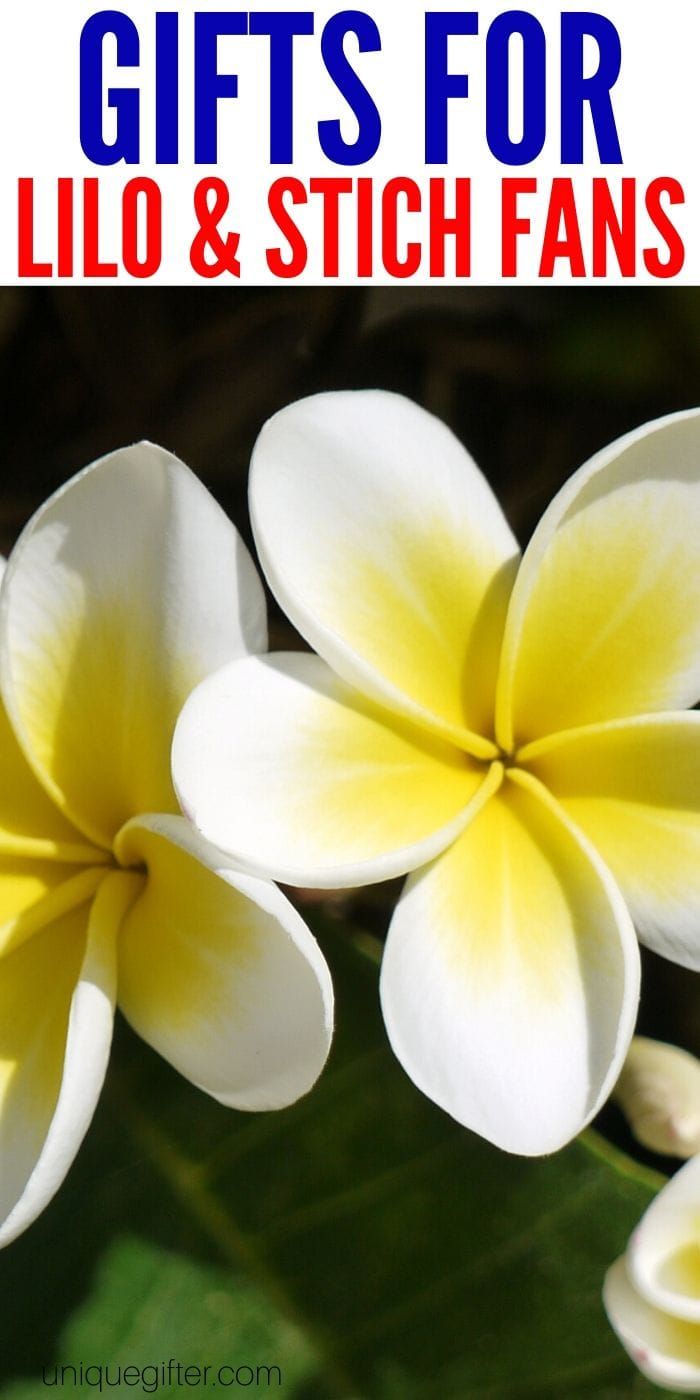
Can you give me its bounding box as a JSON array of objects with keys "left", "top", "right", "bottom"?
[
  {"left": 173, "top": 652, "right": 487, "bottom": 888},
  {"left": 380, "top": 771, "right": 640, "bottom": 1155},
  {"left": 251, "top": 391, "right": 518, "bottom": 754},
  {"left": 0, "top": 443, "right": 266, "bottom": 848},
  {"left": 0, "top": 552, "right": 103, "bottom": 865},
  {"left": 604, "top": 1256, "right": 700, "bottom": 1391},
  {"left": 0, "top": 871, "right": 136, "bottom": 1248},
  {"left": 115, "top": 815, "right": 333, "bottom": 1110},
  {"left": 496, "top": 408, "right": 700, "bottom": 749},
  {"left": 522, "top": 714, "right": 700, "bottom": 971},
  {"left": 628, "top": 1153, "right": 700, "bottom": 1324}
]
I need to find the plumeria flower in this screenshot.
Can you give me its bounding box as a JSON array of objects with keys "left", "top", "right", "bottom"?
[
  {"left": 604, "top": 1152, "right": 700, "bottom": 1390},
  {"left": 0, "top": 443, "right": 333, "bottom": 1248},
  {"left": 615, "top": 1038, "right": 700, "bottom": 1160},
  {"left": 173, "top": 392, "right": 700, "bottom": 1156}
]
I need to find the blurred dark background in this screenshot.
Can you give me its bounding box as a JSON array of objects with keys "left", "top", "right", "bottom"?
[
  {"left": 3, "top": 285, "right": 699, "bottom": 1145},
  {"left": 5, "top": 286, "right": 700, "bottom": 558}
]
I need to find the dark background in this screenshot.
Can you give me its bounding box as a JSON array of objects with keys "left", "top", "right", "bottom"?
[{"left": 4, "top": 287, "right": 700, "bottom": 557}]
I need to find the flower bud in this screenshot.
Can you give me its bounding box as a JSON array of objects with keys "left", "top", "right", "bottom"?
[{"left": 614, "top": 1036, "right": 700, "bottom": 1158}]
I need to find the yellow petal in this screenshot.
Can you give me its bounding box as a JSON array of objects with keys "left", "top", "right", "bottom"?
[
  {"left": 0, "top": 906, "right": 86, "bottom": 1233},
  {"left": 0, "top": 689, "right": 107, "bottom": 950},
  {"left": 0, "top": 693, "right": 105, "bottom": 863},
  {"left": 380, "top": 769, "right": 639, "bottom": 1154},
  {"left": 496, "top": 409, "right": 700, "bottom": 749},
  {"left": 0, "top": 864, "right": 106, "bottom": 959},
  {"left": 522, "top": 714, "right": 700, "bottom": 969},
  {"left": 116, "top": 815, "right": 333, "bottom": 1110},
  {"left": 251, "top": 391, "right": 518, "bottom": 753},
  {"left": 173, "top": 652, "right": 487, "bottom": 888},
  {"left": 0, "top": 870, "right": 135, "bottom": 1246},
  {"left": 0, "top": 443, "right": 266, "bottom": 847}
]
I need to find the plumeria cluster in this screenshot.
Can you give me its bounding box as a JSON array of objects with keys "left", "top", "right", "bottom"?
[{"left": 3, "top": 392, "right": 700, "bottom": 1387}]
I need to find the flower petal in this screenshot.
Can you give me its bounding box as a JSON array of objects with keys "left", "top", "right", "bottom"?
[
  {"left": 250, "top": 391, "right": 518, "bottom": 754},
  {"left": 173, "top": 652, "right": 489, "bottom": 888},
  {"left": 0, "top": 871, "right": 135, "bottom": 1248},
  {"left": 0, "top": 865, "right": 106, "bottom": 959},
  {"left": 379, "top": 770, "right": 640, "bottom": 1155},
  {"left": 522, "top": 714, "right": 700, "bottom": 970},
  {"left": 496, "top": 409, "right": 700, "bottom": 749},
  {"left": 0, "top": 443, "right": 267, "bottom": 848},
  {"left": 0, "top": 687, "right": 108, "bottom": 945},
  {"left": 0, "top": 624, "right": 109, "bottom": 932},
  {"left": 604, "top": 1256, "right": 700, "bottom": 1392},
  {"left": 115, "top": 814, "right": 333, "bottom": 1110},
  {"left": 0, "top": 691, "right": 108, "bottom": 865},
  {"left": 0, "top": 556, "right": 102, "bottom": 862},
  {"left": 628, "top": 1153, "right": 700, "bottom": 1324}
]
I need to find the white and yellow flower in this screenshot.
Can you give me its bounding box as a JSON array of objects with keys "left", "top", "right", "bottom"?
[
  {"left": 604, "top": 1152, "right": 700, "bottom": 1390},
  {"left": 0, "top": 443, "right": 333, "bottom": 1247},
  {"left": 173, "top": 391, "right": 700, "bottom": 1156}
]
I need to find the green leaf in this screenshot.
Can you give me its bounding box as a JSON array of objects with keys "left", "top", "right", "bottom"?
[{"left": 0, "top": 933, "right": 678, "bottom": 1398}]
